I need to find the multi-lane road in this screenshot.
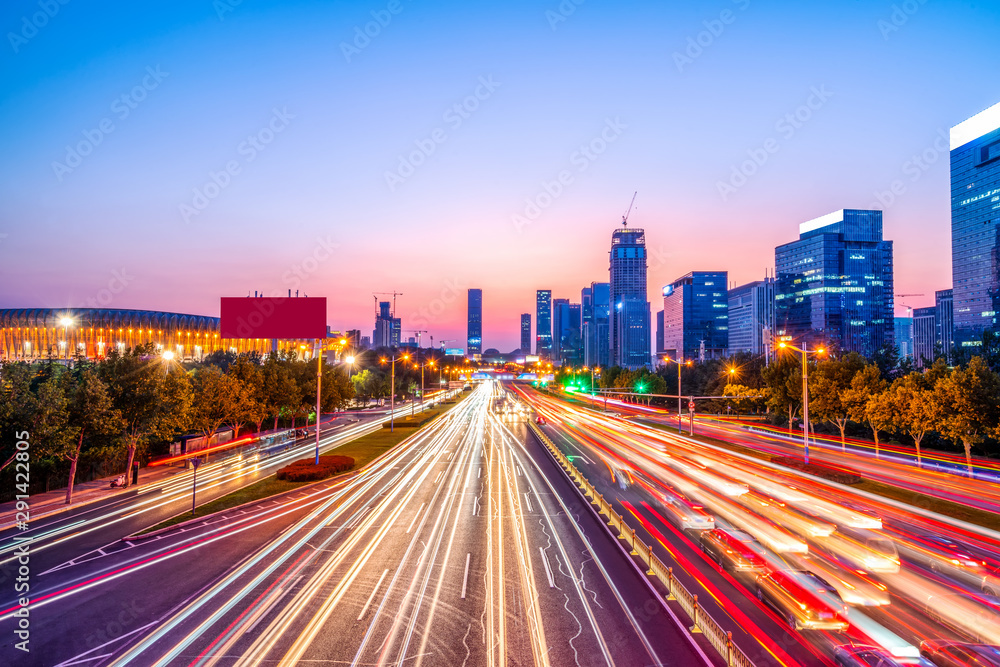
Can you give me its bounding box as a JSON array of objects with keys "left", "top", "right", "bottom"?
[
  {"left": 2, "top": 383, "right": 710, "bottom": 666},
  {"left": 519, "top": 387, "right": 1000, "bottom": 666}
]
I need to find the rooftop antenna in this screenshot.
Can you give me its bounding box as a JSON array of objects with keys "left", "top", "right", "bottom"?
[{"left": 622, "top": 191, "right": 637, "bottom": 227}]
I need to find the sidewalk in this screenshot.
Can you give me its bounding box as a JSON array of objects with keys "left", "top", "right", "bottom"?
[{"left": 0, "top": 463, "right": 188, "bottom": 532}]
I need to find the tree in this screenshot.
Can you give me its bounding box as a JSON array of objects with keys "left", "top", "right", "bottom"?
[
  {"left": 0, "top": 363, "right": 41, "bottom": 473},
  {"left": 843, "top": 364, "right": 889, "bottom": 457},
  {"left": 935, "top": 356, "right": 1000, "bottom": 475},
  {"left": 882, "top": 371, "right": 944, "bottom": 468},
  {"left": 226, "top": 356, "right": 265, "bottom": 439},
  {"left": 100, "top": 346, "right": 193, "bottom": 485},
  {"left": 808, "top": 352, "right": 866, "bottom": 450},
  {"left": 190, "top": 365, "right": 241, "bottom": 448},
  {"left": 262, "top": 354, "right": 299, "bottom": 430},
  {"left": 60, "top": 368, "right": 122, "bottom": 504}
]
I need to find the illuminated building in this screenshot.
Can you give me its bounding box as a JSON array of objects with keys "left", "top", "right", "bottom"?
[
  {"left": 583, "top": 282, "right": 610, "bottom": 368},
  {"left": 609, "top": 226, "right": 651, "bottom": 369},
  {"left": 520, "top": 313, "right": 531, "bottom": 353},
  {"left": 728, "top": 277, "right": 775, "bottom": 357},
  {"left": 0, "top": 308, "right": 301, "bottom": 361},
  {"left": 951, "top": 102, "right": 1000, "bottom": 348},
  {"left": 467, "top": 288, "right": 482, "bottom": 356},
  {"left": 913, "top": 306, "right": 936, "bottom": 367},
  {"left": 775, "top": 209, "right": 894, "bottom": 357},
  {"left": 662, "top": 271, "right": 729, "bottom": 361},
  {"left": 536, "top": 290, "right": 552, "bottom": 357}
]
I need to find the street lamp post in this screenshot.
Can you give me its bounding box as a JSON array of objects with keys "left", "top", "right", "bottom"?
[
  {"left": 664, "top": 356, "right": 692, "bottom": 434},
  {"left": 381, "top": 353, "right": 410, "bottom": 432},
  {"left": 778, "top": 341, "right": 825, "bottom": 466}
]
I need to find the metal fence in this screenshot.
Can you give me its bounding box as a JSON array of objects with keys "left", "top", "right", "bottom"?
[{"left": 528, "top": 421, "right": 756, "bottom": 667}]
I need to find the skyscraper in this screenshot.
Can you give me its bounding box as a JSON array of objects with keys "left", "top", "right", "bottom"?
[
  {"left": 913, "top": 306, "right": 936, "bottom": 367},
  {"left": 609, "top": 226, "right": 651, "bottom": 369},
  {"left": 936, "top": 288, "right": 954, "bottom": 358},
  {"left": 656, "top": 309, "right": 664, "bottom": 356},
  {"left": 727, "top": 278, "right": 776, "bottom": 357},
  {"left": 520, "top": 313, "right": 531, "bottom": 353},
  {"left": 661, "top": 271, "right": 729, "bottom": 361},
  {"left": 775, "top": 209, "right": 894, "bottom": 357},
  {"left": 467, "top": 288, "right": 482, "bottom": 357},
  {"left": 373, "top": 301, "right": 401, "bottom": 348},
  {"left": 584, "top": 282, "right": 610, "bottom": 368},
  {"left": 894, "top": 317, "right": 913, "bottom": 358},
  {"left": 552, "top": 298, "right": 569, "bottom": 363},
  {"left": 536, "top": 290, "right": 552, "bottom": 357},
  {"left": 950, "top": 102, "right": 1000, "bottom": 348}
]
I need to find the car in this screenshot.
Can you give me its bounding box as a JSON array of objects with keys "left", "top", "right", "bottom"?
[
  {"left": 535, "top": 416, "right": 546, "bottom": 425},
  {"left": 832, "top": 644, "right": 905, "bottom": 667},
  {"left": 901, "top": 534, "right": 1000, "bottom": 595},
  {"left": 700, "top": 529, "right": 769, "bottom": 573},
  {"left": 754, "top": 569, "right": 849, "bottom": 631},
  {"left": 920, "top": 640, "right": 1000, "bottom": 667},
  {"left": 914, "top": 592, "right": 1000, "bottom": 644}
]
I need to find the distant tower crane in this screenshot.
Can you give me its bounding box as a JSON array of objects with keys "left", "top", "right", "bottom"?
[
  {"left": 621, "top": 191, "right": 637, "bottom": 227},
  {"left": 372, "top": 291, "right": 404, "bottom": 317},
  {"left": 895, "top": 293, "right": 925, "bottom": 318}
]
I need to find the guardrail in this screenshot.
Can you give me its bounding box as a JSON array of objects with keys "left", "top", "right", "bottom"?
[{"left": 527, "top": 421, "right": 755, "bottom": 667}]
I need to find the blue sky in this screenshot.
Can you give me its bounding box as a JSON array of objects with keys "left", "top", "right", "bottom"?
[{"left": 2, "top": 0, "right": 998, "bottom": 350}]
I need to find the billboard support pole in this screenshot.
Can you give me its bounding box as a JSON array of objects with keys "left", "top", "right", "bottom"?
[{"left": 315, "top": 338, "right": 322, "bottom": 465}]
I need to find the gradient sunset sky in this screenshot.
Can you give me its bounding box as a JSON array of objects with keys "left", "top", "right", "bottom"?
[{"left": 2, "top": 0, "right": 999, "bottom": 351}]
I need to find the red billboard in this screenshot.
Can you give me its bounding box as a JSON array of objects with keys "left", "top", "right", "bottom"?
[{"left": 220, "top": 297, "right": 327, "bottom": 339}]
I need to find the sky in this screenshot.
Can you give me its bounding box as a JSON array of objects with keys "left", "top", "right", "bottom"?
[{"left": 2, "top": 0, "right": 999, "bottom": 352}]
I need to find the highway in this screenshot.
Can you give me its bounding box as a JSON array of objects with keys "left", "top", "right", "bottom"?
[
  {"left": 8, "top": 382, "right": 709, "bottom": 666},
  {"left": 518, "top": 387, "right": 1000, "bottom": 666}
]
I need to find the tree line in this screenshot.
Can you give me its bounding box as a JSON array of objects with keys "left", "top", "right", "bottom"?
[
  {"left": 574, "top": 349, "right": 1000, "bottom": 472},
  {"left": 0, "top": 344, "right": 354, "bottom": 503}
]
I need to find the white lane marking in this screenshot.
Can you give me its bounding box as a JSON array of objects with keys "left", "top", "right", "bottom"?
[
  {"left": 524, "top": 493, "right": 533, "bottom": 513},
  {"left": 517, "top": 466, "right": 523, "bottom": 476},
  {"left": 357, "top": 569, "right": 390, "bottom": 621},
  {"left": 405, "top": 503, "right": 425, "bottom": 534},
  {"left": 434, "top": 471, "right": 442, "bottom": 485},
  {"left": 245, "top": 574, "right": 302, "bottom": 634},
  {"left": 539, "top": 547, "right": 555, "bottom": 588},
  {"left": 461, "top": 553, "right": 471, "bottom": 599},
  {"left": 477, "top": 467, "right": 481, "bottom": 478},
  {"left": 472, "top": 497, "right": 478, "bottom": 516}
]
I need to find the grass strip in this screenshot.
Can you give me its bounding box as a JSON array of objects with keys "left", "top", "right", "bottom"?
[{"left": 138, "top": 393, "right": 468, "bottom": 535}]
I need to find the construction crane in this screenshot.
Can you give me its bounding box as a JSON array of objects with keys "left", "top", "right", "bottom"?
[
  {"left": 437, "top": 339, "right": 456, "bottom": 351},
  {"left": 372, "top": 291, "right": 403, "bottom": 317},
  {"left": 407, "top": 330, "right": 428, "bottom": 349},
  {"left": 621, "top": 191, "right": 637, "bottom": 227},
  {"left": 895, "top": 293, "right": 925, "bottom": 318}
]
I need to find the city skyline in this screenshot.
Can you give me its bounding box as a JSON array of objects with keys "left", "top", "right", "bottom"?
[{"left": 3, "top": 1, "right": 1000, "bottom": 350}]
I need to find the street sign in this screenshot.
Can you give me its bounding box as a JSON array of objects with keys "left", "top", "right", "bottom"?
[{"left": 687, "top": 400, "right": 695, "bottom": 412}]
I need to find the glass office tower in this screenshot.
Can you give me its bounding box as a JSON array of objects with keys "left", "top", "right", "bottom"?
[
  {"left": 520, "top": 313, "right": 531, "bottom": 353},
  {"left": 609, "top": 226, "right": 651, "bottom": 369},
  {"left": 661, "top": 271, "right": 729, "bottom": 361},
  {"left": 775, "top": 209, "right": 894, "bottom": 357},
  {"left": 951, "top": 102, "right": 1000, "bottom": 348},
  {"left": 584, "top": 282, "right": 610, "bottom": 367},
  {"left": 536, "top": 290, "right": 552, "bottom": 357},
  {"left": 467, "top": 289, "right": 482, "bottom": 356}
]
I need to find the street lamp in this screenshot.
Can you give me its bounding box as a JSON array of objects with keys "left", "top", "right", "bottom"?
[
  {"left": 778, "top": 341, "right": 826, "bottom": 465},
  {"left": 380, "top": 353, "right": 410, "bottom": 431},
  {"left": 663, "top": 356, "right": 693, "bottom": 433}
]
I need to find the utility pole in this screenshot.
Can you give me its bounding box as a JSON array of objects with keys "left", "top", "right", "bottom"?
[
  {"left": 801, "top": 341, "right": 810, "bottom": 466},
  {"left": 315, "top": 338, "right": 322, "bottom": 465}
]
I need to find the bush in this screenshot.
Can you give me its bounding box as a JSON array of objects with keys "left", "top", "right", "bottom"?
[
  {"left": 275, "top": 454, "right": 355, "bottom": 482},
  {"left": 771, "top": 456, "right": 862, "bottom": 485}
]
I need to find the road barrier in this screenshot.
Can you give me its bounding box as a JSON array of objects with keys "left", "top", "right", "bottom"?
[{"left": 528, "top": 421, "right": 756, "bottom": 667}]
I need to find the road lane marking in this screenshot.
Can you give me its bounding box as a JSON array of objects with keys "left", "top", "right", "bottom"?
[
  {"left": 524, "top": 493, "right": 533, "bottom": 513},
  {"left": 461, "top": 553, "right": 471, "bottom": 599},
  {"left": 538, "top": 547, "right": 555, "bottom": 588},
  {"left": 472, "top": 497, "right": 478, "bottom": 516},
  {"left": 357, "top": 569, "right": 390, "bottom": 621},
  {"left": 434, "top": 471, "right": 442, "bottom": 485},
  {"left": 405, "top": 503, "right": 425, "bottom": 534}
]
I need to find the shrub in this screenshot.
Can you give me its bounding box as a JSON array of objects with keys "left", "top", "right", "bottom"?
[
  {"left": 276, "top": 454, "right": 355, "bottom": 482},
  {"left": 771, "top": 456, "right": 862, "bottom": 485}
]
